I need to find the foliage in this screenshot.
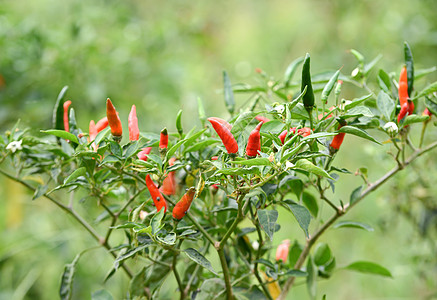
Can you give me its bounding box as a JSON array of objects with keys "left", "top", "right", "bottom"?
[{"left": 1, "top": 43, "right": 437, "bottom": 300}]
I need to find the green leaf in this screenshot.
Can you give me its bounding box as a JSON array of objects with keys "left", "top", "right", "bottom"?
[
  {"left": 284, "top": 269, "right": 308, "bottom": 277},
  {"left": 165, "top": 139, "right": 185, "bottom": 161},
  {"left": 333, "top": 221, "right": 374, "bottom": 232},
  {"left": 183, "top": 128, "right": 207, "bottom": 148},
  {"left": 183, "top": 248, "right": 218, "bottom": 275},
  {"left": 283, "top": 200, "right": 311, "bottom": 237},
  {"left": 301, "top": 132, "right": 337, "bottom": 142},
  {"left": 345, "top": 261, "right": 392, "bottom": 277},
  {"left": 337, "top": 126, "right": 381, "bottom": 145},
  {"left": 123, "top": 141, "right": 139, "bottom": 159},
  {"left": 350, "top": 49, "right": 364, "bottom": 66},
  {"left": 403, "top": 114, "right": 429, "bottom": 127},
  {"left": 377, "top": 69, "right": 391, "bottom": 94},
  {"left": 412, "top": 81, "right": 437, "bottom": 100},
  {"left": 314, "top": 243, "right": 332, "bottom": 266},
  {"left": 109, "top": 141, "right": 122, "bottom": 157},
  {"left": 114, "top": 242, "right": 152, "bottom": 269},
  {"left": 52, "top": 86, "right": 69, "bottom": 130},
  {"left": 64, "top": 167, "right": 86, "bottom": 185},
  {"left": 302, "top": 191, "right": 318, "bottom": 217},
  {"left": 59, "top": 252, "right": 81, "bottom": 300},
  {"left": 128, "top": 267, "right": 147, "bottom": 298},
  {"left": 223, "top": 70, "right": 235, "bottom": 114},
  {"left": 230, "top": 157, "right": 271, "bottom": 166},
  {"left": 321, "top": 70, "right": 340, "bottom": 104},
  {"left": 41, "top": 130, "right": 79, "bottom": 144},
  {"left": 415, "top": 66, "right": 437, "bottom": 80},
  {"left": 91, "top": 289, "right": 114, "bottom": 300},
  {"left": 376, "top": 91, "right": 395, "bottom": 121},
  {"left": 196, "top": 279, "right": 225, "bottom": 300},
  {"left": 184, "top": 139, "right": 218, "bottom": 153},
  {"left": 425, "top": 97, "right": 437, "bottom": 115},
  {"left": 94, "top": 127, "right": 110, "bottom": 146},
  {"left": 364, "top": 54, "right": 382, "bottom": 76},
  {"left": 231, "top": 111, "right": 258, "bottom": 136},
  {"left": 295, "top": 159, "right": 333, "bottom": 180},
  {"left": 216, "top": 167, "right": 260, "bottom": 176},
  {"left": 404, "top": 41, "right": 414, "bottom": 96},
  {"left": 156, "top": 232, "right": 176, "bottom": 245},
  {"left": 284, "top": 56, "right": 304, "bottom": 86},
  {"left": 151, "top": 209, "right": 165, "bottom": 235},
  {"left": 344, "top": 94, "right": 373, "bottom": 110},
  {"left": 350, "top": 185, "right": 363, "bottom": 205},
  {"left": 343, "top": 106, "right": 373, "bottom": 118},
  {"left": 32, "top": 184, "right": 48, "bottom": 201},
  {"left": 100, "top": 155, "right": 120, "bottom": 165},
  {"left": 257, "top": 209, "right": 278, "bottom": 241},
  {"left": 306, "top": 256, "right": 317, "bottom": 299}
]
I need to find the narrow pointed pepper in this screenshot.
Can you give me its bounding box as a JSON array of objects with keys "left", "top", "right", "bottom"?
[
  {"left": 246, "top": 121, "right": 263, "bottom": 157},
  {"left": 106, "top": 98, "right": 122, "bottom": 142},
  {"left": 172, "top": 187, "right": 196, "bottom": 220},
  {"left": 63, "top": 100, "right": 72, "bottom": 132},
  {"left": 301, "top": 53, "right": 315, "bottom": 111},
  {"left": 255, "top": 116, "right": 270, "bottom": 124},
  {"left": 96, "top": 116, "right": 109, "bottom": 132},
  {"left": 159, "top": 128, "right": 168, "bottom": 149},
  {"left": 208, "top": 117, "right": 232, "bottom": 131},
  {"left": 399, "top": 66, "right": 408, "bottom": 107},
  {"left": 329, "top": 120, "right": 347, "bottom": 154},
  {"left": 423, "top": 108, "right": 432, "bottom": 117},
  {"left": 137, "top": 147, "right": 152, "bottom": 161},
  {"left": 89, "top": 120, "right": 98, "bottom": 151},
  {"left": 128, "top": 105, "right": 140, "bottom": 141},
  {"left": 145, "top": 174, "right": 168, "bottom": 213},
  {"left": 160, "top": 157, "right": 177, "bottom": 196},
  {"left": 208, "top": 117, "right": 238, "bottom": 154}
]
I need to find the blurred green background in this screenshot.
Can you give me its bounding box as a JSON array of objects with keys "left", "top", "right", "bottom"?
[{"left": 1, "top": 0, "right": 437, "bottom": 299}]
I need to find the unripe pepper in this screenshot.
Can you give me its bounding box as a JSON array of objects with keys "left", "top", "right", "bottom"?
[
  {"left": 96, "top": 116, "right": 109, "bottom": 132},
  {"left": 275, "top": 239, "right": 291, "bottom": 262},
  {"left": 137, "top": 147, "right": 152, "bottom": 161},
  {"left": 399, "top": 66, "right": 409, "bottom": 107},
  {"left": 128, "top": 105, "right": 140, "bottom": 141},
  {"left": 63, "top": 100, "right": 72, "bottom": 132},
  {"left": 106, "top": 98, "right": 122, "bottom": 142},
  {"left": 145, "top": 174, "right": 168, "bottom": 213},
  {"left": 208, "top": 117, "right": 238, "bottom": 155},
  {"left": 160, "top": 157, "right": 177, "bottom": 196},
  {"left": 172, "top": 187, "right": 196, "bottom": 220},
  {"left": 301, "top": 53, "right": 315, "bottom": 110},
  {"left": 329, "top": 120, "right": 347, "bottom": 154},
  {"left": 159, "top": 128, "right": 168, "bottom": 149},
  {"left": 246, "top": 121, "right": 263, "bottom": 157}
]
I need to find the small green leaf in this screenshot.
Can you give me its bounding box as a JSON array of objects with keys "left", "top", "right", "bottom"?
[
  {"left": 333, "top": 221, "right": 374, "bottom": 232},
  {"left": 94, "top": 128, "right": 110, "bottom": 146},
  {"left": 415, "top": 67, "right": 437, "bottom": 80},
  {"left": 64, "top": 167, "right": 86, "bottom": 185},
  {"left": 284, "top": 56, "right": 304, "bottom": 87},
  {"left": 32, "top": 184, "right": 48, "bottom": 200},
  {"left": 114, "top": 243, "right": 152, "bottom": 269},
  {"left": 257, "top": 209, "right": 278, "bottom": 241},
  {"left": 337, "top": 126, "right": 381, "bottom": 145},
  {"left": 425, "top": 97, "right": 437, "bottom": 115},
  {"left": 124, "top": 141, "right": 139, "bottom": 159},
  {"left": 184, "top": 139, "right": 218, "bottom": 153},
  {"left": 231, "top": 111, "right": 258, "bottom": 136},
  {"left": 306, "top": 256, "right": 317, "bottom": 299},
  {"left": 377, "top": 69, "right": 391, "bottom": 94},
  {"left": 284, "top": 269, "right": 308, "bottom": 277},
  {"left": 128, "top": 267, "right": 147, "bottom": 298},
  {"left": 151, "top": 209, "right": 165, "bottom": 235},
  {"left": 350, "top": 185, "right": 363, "bottom": 205},
  {"left": 59, "top": 252, "right": 81, "bottom": 300},
  {"left": 230, "top": 157, "right": 271, "bottom": 166},
  {"left": 165, "top": 139, "right": 185, "bottom": 161},
  {"left": 345, "top": 261, "right": 392, "bottom": 277},
  {"left": 314, "top": 243, "right": 332, "bottom": 266},
  {"left": 223, "top": 70, "right": 235, "bottom": 114},
  {"left": 363, "top": 54, "right": 382, "bottom": 76},
  {"left": 91, "top": 289, "right": 114, "bottom": 300},
  {"left": 41, "top": 130, "right": 79, "bottom": 144},
  {"left": 100, "top": 155, "right": 120, "bottom": 165},
  {"left": 302, "top": 191, "right": 318, "bottom": 217},
  {"left": 403, "top": 114, "right": 429, "bottom": 127},
  {"left": 412, "top": 81, "right": 437, "bottom": 100},
  {"left": 183, "top": 248, "right": 218, "bottom": 275},
  {"left": 295, "top": 159, "right": 333, "bottom": 180},
  {"left": 109, "top": 141, "right": 122, "bottom": 157},
  {"left": 377, "top": 91, "right": 395, "bottom": 121},
  {"left": 283, "top": 200, "right": 311, "bottom": 237},
  {"left": 350, "top": 49, "right": 365, "bottom": 66},
  {"left": 344, "top": 94, "right": 373, "bottom": 110},
  {"left": 52, "top": 86, "right": 69, "bottom": 130},
  {"left": 156, "top": 232, "right": 176, "bottom": 245}
]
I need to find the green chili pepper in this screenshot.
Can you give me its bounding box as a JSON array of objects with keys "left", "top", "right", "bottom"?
[
  {"left": 176, "top": 109, "right": 183, "bottom": 137},
  {"left": 404, "top": 41, "right": 414, "bottom": 97},
  {"left": 301, "top": 53, "right": 315, "bottom": 110}
]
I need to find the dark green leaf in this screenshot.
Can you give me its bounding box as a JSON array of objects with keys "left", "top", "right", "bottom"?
[
  {"left": 338, "top": 126, "right": 381, "bottom": 145},
  {"left": 283, "top": 200, "right": 311, "bottom": 237},
  {"left": 64, "top": 167, "right": 86, "bottom": 185},
  {"left": 333, "top": 221, "right": 374, "bottom": 232},
  {"left": 32, "top": 184, "right": 48, "bottom": 201},
  {"left": 109, "top": 141, "right": 122, "bottom": 157},
  {"left": 350, "top": 185, "right": 363, "bottom": 205},
  {"left": 254, "top": 258, "right": 275, "bottom": 269},
  {"left": 345, "top": 261, "right": 392, "bottom": 277},
  {"left": 376, "top": 91, "right": 395, "bottom": 121},
  {"left": 52, "top": 86, "right": 69, "bottom": 130},
  {"left": 425, "top": 97, "right": 437, "bottom": 115},
  {"left": 100, "top": 155, "right": 120, "bottom": 165},
  {"left": 151, "top": 209, "right": 165, "bottom": 235},
  {"left": 306, "top": 256, "right": 317, "bottom": 299},
  {"left": 94, "top": 128, "right": 110, "bottom": 146},
  {"left": 41, "top": 130, "right": 79, "bottom": 144},
  {"left": 123, "top": 142, "right": 139, "bottom": 159},
  {"left": 223, "top": 70, "right": 235, "bottom": 114},
  {"left": 314, "top": 243, "right": 332, "bottom": 266},
  {"left": 257, "top": 209, "right": 278, "bottom": 241},
  {"left": 302, "top": 191, "right": 318, "bottom": 217},
  {"left": 284, "top": 269, "right": 308, "bottom": 277},
  {"left": 183, "top": 248, "right": 218, "bottom": 275}
]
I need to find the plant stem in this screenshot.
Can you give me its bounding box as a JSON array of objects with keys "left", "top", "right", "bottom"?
[
  {"left": 217, "top": 248, "right": 233, "bottom": 300},
  {"left": 172, "top": 241, "right": 184, "bottom": 300},
  {"left": 277, "top": 140, "right": 437, "bottom": 300}
]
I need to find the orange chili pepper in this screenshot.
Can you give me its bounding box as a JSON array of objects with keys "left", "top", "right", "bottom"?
[
  {"left": 89, "top": 120, "right": 98, "bottom": 151},
  {"left": 137, "top": 147, "right": 152, "bottom": 161},
  {"left": 106, "top": 98, "right": 122, "bottom": 141},
  {"left": 128, "top": 105, "right": 140, "bottom": 141},
  {"left": 255, "top": 116, "right": 270, "bottom": 123},
  {"left": 96, "top": 116, "right": 109, "bottom": 132},
  {"left": 246, "top": 121, "right": 263, "bottom": 157},
  {"left": 208, "top": 117, "right": 238, "bottom": 154},
  {"left": 275, "top": 239, "right": 291, "bottom": 262},
  {"left": 159, "top": 128, "right": 168, "bottom": 149},
  {"left": 172, "top": 187, "right": 196, "bottom": 220},
  {"left": 399, "top": 66, "right": 408, "bottom": 107},
  {"left": 329, "top": 121, "right": 347, "bottom": 153},
  {"left": 145, "top": 174, "right": 168, "bottom": 213},
  {"left": 160, "top": 157, "right": 177, "bottom": 196},
  {"left": 63, "top": 100, "right": 72, "bottom": 132}
]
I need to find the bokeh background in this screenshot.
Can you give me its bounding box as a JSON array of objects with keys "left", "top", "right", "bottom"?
[{"left": 1, "top": 0, "right": 437, "bottom": 299}]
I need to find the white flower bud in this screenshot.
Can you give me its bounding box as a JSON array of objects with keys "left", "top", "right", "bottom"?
[
  {"left": 383, "top": 122, "right": 398, "bottom": 136},
  {"left": 6, "top": 140, "right": 22, "bottom": 153}
]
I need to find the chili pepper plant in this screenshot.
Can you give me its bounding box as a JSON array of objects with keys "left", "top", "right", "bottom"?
[{"left": 1, "top": 42, "right": 437, "bottom": 300}]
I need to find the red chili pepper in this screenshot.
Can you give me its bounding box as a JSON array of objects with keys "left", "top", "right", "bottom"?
[
  {"left": 275, "top": 239, "right": 290, "bottom": 262},
  {"left": 160, "top": 157, "right": 177, "bottom": 196},
  {"left": 399, "top": 66, "right": 409, "bottom": 107},
  {"left": 211, "top": 156, "right": 219, "bottom": 161},
  {"left": 137, "top": 147, "right": 152, "bottom": 161},
  {"left": 145, "top": 174, "right": 168, "bottom": 213},
  {"left": 279, "top": 128, "right": 297, "bottom": 144},
  {"left": 255, "top": 116, "right": 270, "bottom": 123},
  {"left": 397, "top": 102, "right": 408, "bottom": 123},
  {"left": 89, "top": 120, "right": 98, "bottom": 151},
  {"left": 172, "top": 187, "right": 196, "bottom": 220},
  {"left": 96, "top": 117, "right": 109, "bottom": 132},
  {"left": 208, "top": 117, "right": 238, "bottom": 154},
  {"left": 128, "top": 105, "right": 140, "bottom": 141},
  {"left": 423, "top": 108, "right": 432, "bottom": 117},
  {"left": 297, "top": 127, "right": 311, "bottom": 137},
  {"left": 246, "top": 121, "right": 263, "bottom": 157},
  {"left": 208, "top": 117, "right": 233, "bottom": 131},
  {"left": 318, "top": 106, "right": 335, "bottom": 120},
  {"left": 106, "top": 98, "right": 122, "bottom": 140},
  {"left": 330, "top": 123, "right": 347, "bottom": 153},
  {"left": 63, "top": 100, "right": 72, "bottom": 132},
  {"left": 159, "top": 128, "right": 168, "bottom": 149}
]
